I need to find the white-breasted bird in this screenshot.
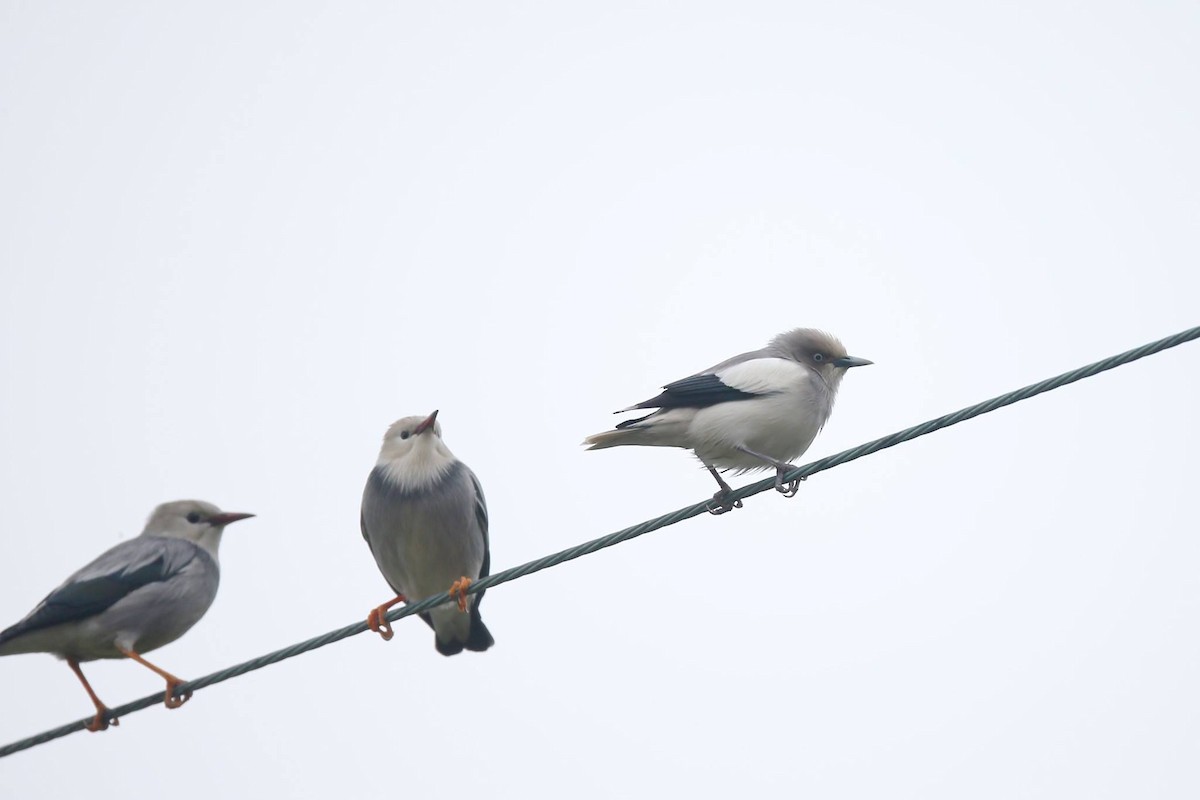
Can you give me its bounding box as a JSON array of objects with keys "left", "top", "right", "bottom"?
[
  {"left": 0, "top": 500, "right": 254, "bottom": 731},
  {"left": 361, "top": 410, "right": 494, "bottom": 655},
  {"left": 584, "top": 328, "right": 872, "bottom": 513}
]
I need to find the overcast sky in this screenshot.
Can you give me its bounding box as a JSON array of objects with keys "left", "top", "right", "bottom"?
[{"left": 2, "top": 2, "right": 1198, "bottom": 798}]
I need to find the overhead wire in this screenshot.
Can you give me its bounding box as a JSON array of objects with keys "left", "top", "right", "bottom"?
[{"left": 2, "top": 324, "right": 1197, "bottom": 759}]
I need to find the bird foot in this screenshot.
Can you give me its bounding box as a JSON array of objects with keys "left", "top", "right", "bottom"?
[
  {"left": 366, "top": 594, "right": 408, "bottom": 641},
  {"left": 774, "top": 468, "right": 803, "bottom": 497},
  {"left": 367, "top": 611, "right": 393, "bottom": 640},
  {"left": 164, "top": 680, "right": 192, "bottom": 709},
  {"left": 367, "top": 607, "right": 394, "bottom": 641},
  {"left": 706, "top": 490, "right": 744, "bottom": 515},
  {"left": 85, "top": 709, "right": 119, "bottom": 732},
  {"left": 448, "top": 577, "right": 472, "bottom": 613}
]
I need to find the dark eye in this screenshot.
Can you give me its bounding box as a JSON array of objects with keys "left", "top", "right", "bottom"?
[
  {"left": 186, "top": 511, "right": 203, "bottom": 524},
  {"left": 399, "top": 430, "right": 411, "bottom": 440},
  {"left": 812, "top": 353, "right": 825, "bottom": 362}
]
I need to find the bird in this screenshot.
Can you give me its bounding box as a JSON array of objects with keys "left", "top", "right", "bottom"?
[
  {"left": 584, "top": 328, "right": 872, "bottom": 513},
  {"left": 0, "top": 500, "right": 254, "bottom": 732},
  {"left": 361, "top": 410, "right": 494, "bottom": 656}
]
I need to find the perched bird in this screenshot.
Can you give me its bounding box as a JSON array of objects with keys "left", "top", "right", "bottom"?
[
  {"left": 361, "top": 410, "right": 494, "bottom": 656},
  {"left": 0, "top": 500, "right": 254, "bottom": 731},
  {"left": 584, "top": 328, "right": 872, "bottom": 513}
]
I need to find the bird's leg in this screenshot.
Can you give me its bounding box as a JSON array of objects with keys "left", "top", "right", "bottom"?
[
  {"left": 734, "top": 446, "right": 804, "bottom": 497},
  {"left": 705, "top": 464, "right": 743, "bottom": 515},
  {"left": 67, "top": 657, "right": 119, "bottom": 732},
  {"left": 366, "top": 594, "right": 408, "bottom": 641},
  {"left": 448, "top": 577, "right": 472, "bottom": 613},
  {"left": 116, "top": 647, "right": 192, "bottom": 709}
]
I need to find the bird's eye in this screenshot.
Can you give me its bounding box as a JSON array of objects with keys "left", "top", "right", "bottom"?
[
  {"left": 186, "top": 511, "right": 203, "bottom": 524},
  {"left": 812, "top": 353, "right": 825, "bottom": 362},
  {"left": 399, "top": 431, "right": 411, "bottom": 440}
]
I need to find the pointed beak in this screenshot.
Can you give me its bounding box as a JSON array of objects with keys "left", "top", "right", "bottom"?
[
  {"left": 413, "top": 409, "right": 439, "bottom": 435},
  {"left": 208, "top": 512, "right": 255, "bottom": 527},
  {"left": 832, "top": 355, "right": 873, "bottom": 368}
]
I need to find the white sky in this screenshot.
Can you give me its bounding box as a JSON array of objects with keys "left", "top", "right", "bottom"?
[{"left": 2, "top": 2, "right": 1198, "bottom": 797}]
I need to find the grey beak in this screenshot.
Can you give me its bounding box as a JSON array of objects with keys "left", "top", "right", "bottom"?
[
  {"left": 208, "top": 512, "right": 255, "bottom": 527},
  {"left": 413, "top": 409, "right": 440, "bottom": 435},
  {"left": 832, "top": 355, "right": 873, "bottom": 368}
]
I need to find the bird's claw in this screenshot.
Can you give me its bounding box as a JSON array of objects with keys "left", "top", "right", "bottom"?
[
  {"left": 706, "top": 490, "right": 744, "bottom": 515},
  {"left": 85, "top": 709, "right": 119, "bottom": 732},
  {"left": 774, "top": 469, "right": 803, "bottom": 498},
  {"left": 164, "top": 681, "right": 192, "bottom": 709},
  {"left": 448, "top": 577, "right": 472, "bottom": 613},
  {"left": 367, "top": 607, "right": 395, "bottom": 641}
]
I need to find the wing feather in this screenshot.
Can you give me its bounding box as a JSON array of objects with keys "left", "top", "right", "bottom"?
[
  {"left": 466, "top": 466, "right": 490, "bottom": 607},
  {"left": 0, "top": 538, "right": 199, "bottom": 645},
  {"left": 627, "top": 357, "right": 802, "bottom": 411}
]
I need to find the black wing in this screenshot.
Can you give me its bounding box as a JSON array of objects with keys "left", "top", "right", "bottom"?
[{"left": 627, "top": 372, "right": 762, "bottom": 412}]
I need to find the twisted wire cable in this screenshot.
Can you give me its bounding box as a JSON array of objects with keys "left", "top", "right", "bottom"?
[{"left": 2, "top": 324, "right": 1197, "bottom": 759}]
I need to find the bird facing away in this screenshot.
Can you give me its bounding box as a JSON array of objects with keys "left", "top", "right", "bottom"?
[
  {"left": 361, "top": 410, "right": 494, "bottom": 656},
  {"left": 584, "top": 328, "right": 872, "bottom": 513},
  {"left": 0, "top": 500, "right": 254, "bottom": 732}
]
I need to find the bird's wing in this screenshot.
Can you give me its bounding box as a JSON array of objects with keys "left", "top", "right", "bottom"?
[
  {"left": 466, "top": 466, "right": 490, "bottom": 580},
  {"left": 361, "top": 468, "right": 407, "bottom": 598},
  {"left": 460, "top": 464, "right": 493, "bottom": 635},
  {"left": 627, "top": 356, "right": 803, "bottom": 411},
  {"left": 361, "top": 473, "right": 437, "bottom": 631},
  {"left": 0, "top": 537, "right": 201, "bottom": 644}
]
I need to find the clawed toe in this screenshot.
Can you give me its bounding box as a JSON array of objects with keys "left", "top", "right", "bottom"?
[
  {"left": 367, "top": 607, "right": 395, "bottom": 641},
  {"left": 85, "top": 709, "right": 119, "bottom": 732},
  {"left": 774, "top": 468, "right": 803, "bottom": 497},
  {"left": 448, "top": 577, "right": 472, "bottom": 613},
  {"left": 366, "top": 594, "right": 407, "bottom": 641},
  {"left": 705, "top": 465, "right": 743, "bottom": 514},
  {"left": 707, "top": 490, "right": 743, "bottom": 515},
  {"left": 164, "top": 682, "right": 192, "bottom": 709}
]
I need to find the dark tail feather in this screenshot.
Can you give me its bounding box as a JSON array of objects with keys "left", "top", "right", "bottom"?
[
  {"left": 434, "top": 606, "right": 494, "bottom": 656},
  {"left": 425, "top": 611, "right": 467, "bottom": 655},
  {"left": 436, "top": 637, "right": 465, "bottom": 656},
  {"left": 615, "top": 412, "right": 654, "bottom": 430},
  {"left": 0, "top": 625, "right": 19, "bottom": 649},
  {"left": 464, "top": 606, "right": 494, "bottom": 652}
]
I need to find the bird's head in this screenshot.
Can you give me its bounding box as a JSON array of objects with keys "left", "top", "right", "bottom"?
[
  {"left": 772, "top": 328, "right": 873, "bottom": 387},
  {"left": 141, "top": 500, "right": 254, "bottom": 555},
  {"left": 376, "top": 410, "right": 459, "bottom": 489},
  {"left": 378, "top": 410, "right": 449, "bottom": 460}
]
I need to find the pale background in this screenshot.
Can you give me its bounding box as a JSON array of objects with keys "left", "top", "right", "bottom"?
[{"left": 2, "top": 3, "right": 1198, "bottom": 798}]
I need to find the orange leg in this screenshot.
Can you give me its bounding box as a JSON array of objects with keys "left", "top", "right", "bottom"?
[
  {"left": 448, "top": 577, "right": 472, "bottom": 613},
  {"left": 116, "top": 647, "right": 192, "bottom": 709},
  {"left": 366, "top": 594, "right": 407, "bottom": 641},
  {"left": 66, "top": 657, "right": 119, "bottom": 732}
]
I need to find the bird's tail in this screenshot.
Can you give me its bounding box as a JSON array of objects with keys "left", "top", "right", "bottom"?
[
  {"left": 435, "top": 606, "right": 494, "bottom": 656},
  {"left": 582, "top": 428, "right": 645, "bottom": 450},
  {"left": 583, "top": 412, "right": 685, "bottom": 450},
  {"left": 464, "top": 609, "right": 494, "bottom": 652},
  {"left": 0, "top": 619, "right": 37, "bottom": 655}
]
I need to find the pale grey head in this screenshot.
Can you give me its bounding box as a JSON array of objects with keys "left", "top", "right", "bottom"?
[
  {"left": 376, "top": 410, "right": 460, "bottom": 490},
  {"left": 768, "top": 328, "right": 873, "bottom": 387},
  {"left": 379, "top": 410, "right": 444, "bottom": 455},
  {"left": 141, "top": 500, "right": 255, "bottom": 557}
]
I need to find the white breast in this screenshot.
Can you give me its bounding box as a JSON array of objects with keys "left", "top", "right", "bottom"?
[{"left": 687, "top": 371, "right": 835, "bottom": 471}]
